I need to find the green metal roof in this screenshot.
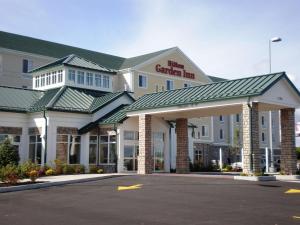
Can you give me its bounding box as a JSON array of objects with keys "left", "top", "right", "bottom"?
[
  {"left": 126, "top": 72, "right": 298, "bottom": 112},
  {"left": 30, "top": 54, "right": 116, "bottom": 74},
  {"left": 0, "top": 86, "right": 43, "bottom": 112},
  {"left": 208, "top": 75, "right": 227, "bottom": 82},
  {"left": 119, "top": 47, "right": 175, "bottom": 70},
  {"left": 0, "top": 31, "right": 175, "bottom": 70},
  {"left": 0, "top": 85, "right": 132, "bottom": 114}
]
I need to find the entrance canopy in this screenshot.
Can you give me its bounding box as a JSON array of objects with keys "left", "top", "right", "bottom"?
[{"left": 126, "top": 72, "right": 300, "bottom": 119}]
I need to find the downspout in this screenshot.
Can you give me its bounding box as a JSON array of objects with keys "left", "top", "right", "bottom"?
[
  {"left": 247, "top": 97, "right": 253, "bottom": 172},
  {"left": 43, "top": 109, "right": 48, "bottom": 165}
]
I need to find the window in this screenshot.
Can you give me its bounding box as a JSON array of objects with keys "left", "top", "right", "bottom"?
[
  {"left": 58, "top": 70, "right": 63, "bottom": 83},
  {"left": 41, "top": 74, "right": 45, "bottom": 86},
  {"left": 99, "top": 134, "right": 116, "bottom": 163},
  {"left": 35, "top": 76, "right": 40, "bottom": 88},
  {"left": 261, "top": 116, "right": 265, "bottom": 126},
  {"left": 219, "top": 115, "right": 224, "bottom": 122},
  {"left": 46, "top": 73, "right": 51, "bottom": 85},
  {"left": 56, "top": 134, "right": 81, "bottom": 164},
  {"left": 201, "top": 126, "right": 208, "bottom": 137},
  {"left": 95, "top": 74, "right": 102, "bottom": 87},
  {"left": 124, "top": 131, "right": 139, "bottom": 140},
  {"left": 86, "top": 72, "right": 93, "bottom": 86},
  {"left": 166, "top": 80, "right": 174, "bottom": 91},
  {"left": 219, "top": 129, "right": 224, "bottom": 140},
  {"left": 138, "top": 75, "right": 147, "bottom": 88},
  {"left": 103, "top": 75, "right": 110, "bottom": 88},
  {"left": 194, "top": 150, "right": 202, "bottom": 164},
  {"left": 184, "top": 83, "right": 191, "bottom": 88},
  {"left": 124, "top": 145, "right": 139, "bottom": 171},
  {"left": 29, "top": 135, "right": 42, "bottom": 164},
  {"left": 0, "top": 134, "right": 21, "bottom": 152},
  {"left": 68, "top": 69, "right": 75, "bottom": 82},
  {"left": 22, "top": 59, "right": 33, "bottom": 73},
  {"left": 52, "top": 71, "right": 57, "bottom": 84},
  {"left": 262, "top": 132, "right": 265, "bottom": 142},
  {"left": 77, "top": 71, "right": 84, "bottom": 84},
  {"left": 236, "top": 114, "right": 240, "bottom": 123},
  {"left": 89, "top": 136, "right": 98, "bottom": 164}
]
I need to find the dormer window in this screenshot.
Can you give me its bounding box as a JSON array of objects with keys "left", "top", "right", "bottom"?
[
  {"left": 95, "top": 74, "right": 102, "bottom": 87},
  {"left": 68, "top": 69, "right": 75, "bottom": 82},
  {"left": 58, "top": 70, "right": 63, "bottom": 83},
  {"left": 41, "top": 74, "right": 45, "bottom": 87},
  {"left": 46, "top": 73, "right": 51, "bottom": 85},
  {"left": 103, "top": 75, "right": 109, "bottom": 88},
  {"left": 77, "top": 71, "right": 84, "bottom": 85},
  {"left": 86, "top": 73, "right": 93, "bottom": 86},
  {"left": 35, "top": 76, "right": 40, "bottom": 88},
  {"left": 52, "top": 71, "right": 57, "bottom": 84}
]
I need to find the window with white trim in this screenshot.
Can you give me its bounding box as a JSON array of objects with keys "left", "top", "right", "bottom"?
[
  {"left": 86, "top": 72, "right": 93, "bottom": 86},
  {"left": 89, "top": 136, "right": 97, "bottom": 164},
  {"left": 184, "top": 83, "right": 191, "bottom": 88},
  {"left": 261, "top": 116, "right": 265, "bottom": 126},
  {"left": 29, "top": 135, "right": 42, "bottom": 164},
  {"left": 194, "top": 149, "right": 202, "bottom": 164},
  {"left": 41, "top": 74, "right": 45, "bottom": 86},
  {"left": 262, "top": 132, "right": 265, "bottom": 142},
  {"left": 99, "top": 135, "right": 116, "bottom": 164},
  {"left": 95, "top": 74, "right": 102, "bottom": 87},
  {"left": 138, "top": 74, "right": 147, "bottom": 88},
  {"left": 0, "top": 134, "right": 21, "bottom": 152},
  {"left": 35, "top": 76, "right": 40, "bottom": 88},
  {"left": 166, "top": 80, "right": 174, "bottom": 91},
  {"left": 103, "top": 75, "right": 110, "bottom": 88},
  {"left": 52, "top": 71, "right": 57, "bottom": 84},
  {"left": 46, "top": 73, "right": 51, "bottom": 85},
  {"left": 219, "top": 129, "right": 224, "bottom": 140},
  {"left": 201, "top": 126, "right": 208, "bottom": 137},
  {"left": 236, "top": 114, "right": 240, "bottom": 123},
  {"left": 124, "top": 131, "right": 139, "bottom": 140},
  {"left": 57, "top": 134, "right": 81, "bottom": 164},
  {"left": 219, "top": 115, "right": 224, "bottom": 122},
  {"left": 58, "top": 70, "right": 63, "bottom": 83},
  {"left": 22, "top": 59, "right": 33, "bottom": 73},
  {"left": 68, "top": 69, "right": 75, "bottom": 82},
  {"left": 77, "top": 71, "right": 84, "bottom": 85}
]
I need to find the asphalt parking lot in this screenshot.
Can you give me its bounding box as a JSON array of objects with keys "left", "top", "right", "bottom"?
[{"left": 0, "top": 175, "right": 300, "bottom": 225}]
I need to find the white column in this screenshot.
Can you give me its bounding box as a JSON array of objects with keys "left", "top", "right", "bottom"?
[
  {"left": 81, "top": 133, "right": 90, "bottom": 172},
  {"left": 269, "top": 111, "right": 275, "bottom": 172},
  {"left": 241, "top": 148, "right": 244, "bottom": 168},
  {"left": 117, "top": 127, "right": 124, "bottom": 173},
  {"left": 219, "top": 147, "right": 223, "bottom": 169},
  {"left": 265, "top": 147, "right": 269, "bottom": 173}
]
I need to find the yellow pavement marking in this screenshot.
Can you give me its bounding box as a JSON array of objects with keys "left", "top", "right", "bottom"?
[
  {"left": 293, "top": 216, "right": 300, "bottom": 219},
  {"left": 117, "top": 184, "right": 143, "bottom": 191},
  {"left": 285, "top": 189, "right": 300, "bottom": 194}
]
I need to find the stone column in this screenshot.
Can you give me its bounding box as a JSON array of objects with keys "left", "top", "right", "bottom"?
[
  {"left": 280, "top": 108, "right": 297, "bottom": 175},
  {"left": 137, "top": 114, "right": 152, "bottom": 174},
  {"left": 242, "top": 103, "right": 261, "bottom": 174},
  {"left": 176, "top": 118, "right": 189, "bottom": 173}
]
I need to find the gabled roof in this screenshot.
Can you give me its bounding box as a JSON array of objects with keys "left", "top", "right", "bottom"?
[
  {"left": 0, "top": 31, "right": 124, "bottom": 70},
  {"left": 30, "top": 54, "right": 116, "bottom": 74},
  {"left": 126, "top": 72, "right": 299, "bottom": 112},
  {"left": 0, "top": 85, "right": 133, "bottom": 114},
  {"left": 208, "top": 75, "right": 227, "bottom": 82},
  {"left": 119, "top": 47, "right": 175, "bottom": 70}
]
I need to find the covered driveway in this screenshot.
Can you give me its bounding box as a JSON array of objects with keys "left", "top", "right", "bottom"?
[{"left": 126, "top": 72, "right": 300, "bottom": 175}]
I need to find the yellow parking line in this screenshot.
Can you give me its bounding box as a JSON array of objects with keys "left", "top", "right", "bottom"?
[
  {"left": 285, "top": 189, "right": 300, "bottom": 194},
  {"left": 117, "top": 184, "right": 143, "bottom": 191}
]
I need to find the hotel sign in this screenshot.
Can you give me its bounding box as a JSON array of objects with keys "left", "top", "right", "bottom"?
[{"left": 155, "top": 60, "right": 195, "bottom": 79}]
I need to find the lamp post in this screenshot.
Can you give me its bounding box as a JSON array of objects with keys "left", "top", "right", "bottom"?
[{"left": 268, "top": 37, "right": 282, "bottom": 173}]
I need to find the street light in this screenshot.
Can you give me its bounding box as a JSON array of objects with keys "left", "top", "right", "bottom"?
[
  {"left": 269, "top": 37, "right": 282, "bottom": 73},
  {"left": 268, "top": 36, "right": 282, "bottom": 173}
]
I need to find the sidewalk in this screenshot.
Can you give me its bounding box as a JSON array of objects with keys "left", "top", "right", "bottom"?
[{"left": 0, "top": 173, "right": 129, "bottom": 193}]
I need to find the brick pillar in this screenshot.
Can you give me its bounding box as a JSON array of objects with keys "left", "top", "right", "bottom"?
[
  {"left": 176, "top": 118, "right": 189, "bottom": 173},
  {"left": 137, "top": 114, "right": 152, "bottom": 174},
  {"left": 280, "top": 108, "right": 297, "bottom": 175},
  {"left": 242, "top": 103, "right": 261, "bottom": 174}
]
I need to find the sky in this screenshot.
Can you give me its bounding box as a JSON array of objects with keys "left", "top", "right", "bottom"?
[{"left": 1, "top": 0, "right": 300, "bottom": 116}]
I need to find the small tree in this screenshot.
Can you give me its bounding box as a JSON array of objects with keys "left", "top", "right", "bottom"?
[{"left": 0, "top": 139, "right": 20, "bottom": 167}]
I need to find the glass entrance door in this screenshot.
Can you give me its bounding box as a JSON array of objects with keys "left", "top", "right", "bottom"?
[
  {"left": 153, "top": 132, "right": 165, "bottom": 172},
  {"left": 124, "top": 145, "right": 139, "bottom": 171}
]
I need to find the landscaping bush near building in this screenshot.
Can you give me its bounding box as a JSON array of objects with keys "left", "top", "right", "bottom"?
[
  {"left": 18, "top": 161, "right": 39, "bottom": 179},
  {"left": 0, "top": 139, "right": 20, "bottom": 167},
  {"left": 0, "top": 164, "right": 20, "bottom": 185},
  {"left": 89, "top": 165, "right": 104, "bottom": 174},
  {"left": 190, "top": 162, "right": 219, "bottom": 172},
  {"left": 222, "top": 164, "right": 233, "bottom": 172}
]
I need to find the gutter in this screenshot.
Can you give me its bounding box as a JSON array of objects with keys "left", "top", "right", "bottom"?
[
  {"left": 43, "top": 109, "right": 48, "bottom": 165},
  {"left": 247, "top": 97, "right": 253, "bottom": 173}
]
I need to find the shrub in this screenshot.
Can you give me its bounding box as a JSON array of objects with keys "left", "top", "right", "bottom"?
[
  {"left": 62, "top": 164, "right": 75, "bottom": 175},
  {"left": 97, "top": 168, "right": 103, "bottom": 174},
  {"left": 0, "top": 164, "right": 20, "bottom": 184},
  {"left": 89, "top": 165, "right": 98, "bottom": 174},
  {"left": 45, "top": 168, "right": 55, "bottom": 176},
  {"left": 75, "top": 165, "right": 85, "bottom": 174},
  {"left": 240, "top": 173, "right": 248, "bottom": 176},
  {"left": 0, "top": 139, "right": 20, "bottom": 167},
  {"left": 29, "top": 170, "right": 38, "bottom": 182},
  {"left": 223, "top": 165, "right": 233, "bottom": 172},
  {"left": 18, "top": 161, "right": 39, "bottom": 179}
]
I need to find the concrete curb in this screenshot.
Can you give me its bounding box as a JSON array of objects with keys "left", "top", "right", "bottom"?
[
  {"left": 234, "top": 175, "right": 276, "bottom": 181},
  {"left": 275, "top": 175, "right": 300, "bottom": 181},
  {"left": 0, "top": 175, "right": 123, "bottom": 193}
]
